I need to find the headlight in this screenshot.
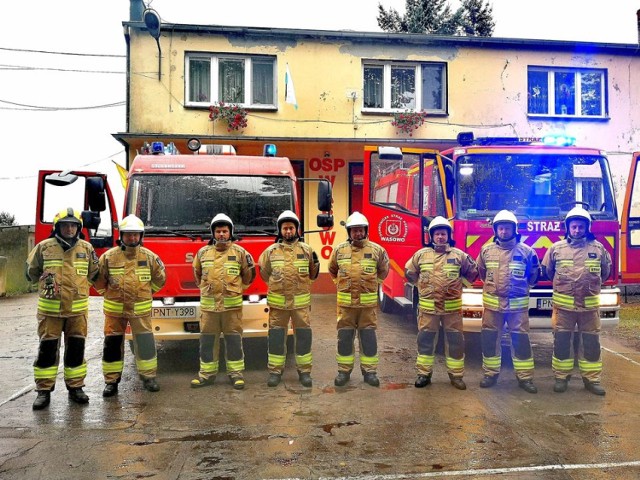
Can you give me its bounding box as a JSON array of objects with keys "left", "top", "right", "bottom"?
[
  {"left": 248, "top": 294, "right": 261, "bottom": 303},
  {"left": 162, "top": 297, "right": 175, "bottom": 305},
  {"left": 462, "top": 291, "right": 483, "bottom": 307},
  {"left": 599, "top": 292, "right": 619, "bottom": 307}
]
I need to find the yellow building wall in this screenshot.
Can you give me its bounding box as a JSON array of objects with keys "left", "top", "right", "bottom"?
[{"left": 125, "top": 27, "right": 640, "bottom": 289}]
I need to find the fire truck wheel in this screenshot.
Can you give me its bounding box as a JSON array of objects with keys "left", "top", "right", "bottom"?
[{"left": 378, "top": 287, "right": 398, "bottom": 314}]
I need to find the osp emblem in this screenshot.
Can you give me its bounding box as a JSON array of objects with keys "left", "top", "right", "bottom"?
[{"left": 378, "top": 214, "right": 408, "bottom": 243}]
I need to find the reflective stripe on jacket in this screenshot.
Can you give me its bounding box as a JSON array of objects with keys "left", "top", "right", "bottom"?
[
  {"left": 259, "top": 239, "right": 318, "bottom": 310},
  {"left": 193, "top": 242, "right": 255, "bottom": 312},
  {"left": 476, "top": 238, "right": 539, "bottom": 312},
  {"left": 541, "top": 237, "right": 611, "bottom": 311},
  {"left": 328, "top": 240, "right": 389, "bottom": 307},
  {"left": 26, "top": 237, "right": 99, "bottom": 317},
  {"left": 405, "top": 244, "right": 478, "bottom": 314},
  {"left": 94, "top": 246, "right": 166, "bottom": 318}
]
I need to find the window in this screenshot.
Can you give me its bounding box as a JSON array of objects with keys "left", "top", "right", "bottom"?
[
  {"left": 363, "top": 61, "right": 446, "bottom": 113},
  {"left": 186, "top": 54, "right": 276, "bottom": 108},
  {"left": 527, "top": 67, "right": 607, "bottom": 118}
]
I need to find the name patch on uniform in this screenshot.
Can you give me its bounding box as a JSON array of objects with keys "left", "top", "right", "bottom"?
[
  {"left": 513, "top": 255, "right": 523, "bottom": 261},
  {"left": 364, "top": 253, "right": 373, "bottom": 258},
  {"left": 138, "top": 260, "right": 148, "bottom": 266},
  {"left": 588, "top": 253, "right": 597, "bottom": 258},
  {"left": 297, "top": 254, "right": 306, "bottom": 259},
  {"left": 228, "top": 256, "right": 237, "bottom": 261},
  {"left": 76, "top": 253, "right": 87, "bottom": 258},
  {"left": 447, "top": 259, "right": 456, "bottom": 264}
]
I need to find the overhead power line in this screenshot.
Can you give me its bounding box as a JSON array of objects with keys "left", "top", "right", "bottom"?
[
  {"left": 0, "top": 46, "right": 125, "bottom": 58},
  {"left": 0, "top": 99, "right": 125, "bottom": 111},
  {"left": 0, "top": 63, "right": 124, "bottom": 74}
]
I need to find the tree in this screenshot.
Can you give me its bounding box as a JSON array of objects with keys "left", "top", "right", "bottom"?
[
  {"left": 377, "top": 0, "right": 494, "bottom": 37},
  {"left": 0, "top": 211, "right": 16, "bottom": 226}
]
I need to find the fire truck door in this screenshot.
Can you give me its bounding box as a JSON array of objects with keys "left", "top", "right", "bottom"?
[
  {"left": 620, "top": 152, "right": 640, "bottom": 283},
  {"left": 35, "top": 170, "right": 118, "bottom": 255}
]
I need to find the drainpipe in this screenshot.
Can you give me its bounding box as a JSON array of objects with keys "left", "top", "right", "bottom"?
[{"left": 637, "top": 9, "right": 640, "bottom": 44}]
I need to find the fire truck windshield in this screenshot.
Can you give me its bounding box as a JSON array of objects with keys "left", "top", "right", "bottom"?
[
  {"left": 125, "top": 174, "right": 294, "bottom": 235},
  {"left": 456, "top": 153, "right": 617, "bottom": 220}
]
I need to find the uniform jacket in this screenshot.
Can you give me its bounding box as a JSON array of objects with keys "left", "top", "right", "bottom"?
[
  {"left": 93, "top": 245, "right": 166, "bottom": 318},
  {"left": 328, "top": 239, "right": 390, "bottom": 307},
  {"left": 542, "top": 237, "right": 612, "bottom": 311},
  {"left": 258, "top": 239, "right": 319, "bottom": 310},
  {"left": 193, "top": 242, "right": 255, "bottom": 312},
  {"left": 405, "top": 244, "right": 478, "bottom": 314},
  {"left": 476, "top": 237, "right": 540, "bottom": 312},
  {"left": 26, "top": 236, "right": 99, "bottom": 317}
]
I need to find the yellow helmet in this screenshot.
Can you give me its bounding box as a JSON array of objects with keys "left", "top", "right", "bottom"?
[{"left": 53, "top": 208, "right": 83, "bottom": 228}]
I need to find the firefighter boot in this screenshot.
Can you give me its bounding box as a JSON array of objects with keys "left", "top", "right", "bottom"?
[
  {"left": 298, "top": 372, "right": 312, "bottom": 388},
  {"left": 103, "top": 383, "right": 118, "bottom": 397},
  {"left": 554, "top": 378, "right": 569, "bottom": 393},
  {"left": 449, "top": 374, "right": 467, "bottom": 390},
  {"left": 267, "top": 373, "right": 281, "bottom": 387},
  {"left": 191, "top": 376, "right": 215, "bottom": 388},
  {"left": 334, "top": 371, "right": 351, "bottom": 387},
  {"left": 415, "top": 375, "right": 432, "bottom": 388},
  {"left": 231, "top": 376, "right": 245, "bottom": 390},
  {"left": 32, "top": 391, "right": 51, "bottom": 410},
  {"left": 363, "top": 372, "right": 380, "bottom": 387},
  {"left": 143, "top": 378, "right": 160, "bottom": 392},
  {"left": 583, "top": 378, "right": 606, "bottom": 396},
  {"left": 480, "top": 375, "right": 498, "bottom": 388},
  {"left": 518, "top": 379, "right": 538, "bottom": 394},
  {"left": 68, "top": 387, "right": 89, "bottom": 404}
]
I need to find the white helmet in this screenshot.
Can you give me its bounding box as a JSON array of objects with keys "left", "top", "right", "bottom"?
[
  {"left": 119, "top": 214, "right": 145, "bottom": 233},
  {"left": 345, "top": 211, "right": 369, "bottom": 229},
  {"left": 210, "top": 213, "right": 234, "bottom": 236},
  {"left": 492, "top": 210, "right": 518, "bottom": 234},
  {"left": 428, "top": 216, "right": 452, "bottom": 236},
  {"left": 277, "top": 210, "right": 300, "bottom": 232},
  {"left": 119, "top": 214, "right": 145, "bottom": 247},
  {"left": 565, "top": 206, "right": 591, "bottom": 232}
]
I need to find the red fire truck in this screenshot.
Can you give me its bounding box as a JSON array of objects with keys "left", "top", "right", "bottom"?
[
  {"left": 35, "top": 140, "right": 333, "bottom": 340},
  {"left": 364, "top": 134, "right": 640, "bottom": 331}
]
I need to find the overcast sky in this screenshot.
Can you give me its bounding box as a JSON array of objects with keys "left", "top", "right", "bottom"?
[{"left": 1, "top": 0, "right": 638, "bottom": 225}]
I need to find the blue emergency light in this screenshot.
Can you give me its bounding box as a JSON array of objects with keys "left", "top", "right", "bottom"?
[
  {"left": 541, "top": 134, "right": 576, "bottom": 147},
  {"left": 263, "top": 144, "right": 277, "bottom": 157},
  {"left": 151, "top": 142, "right": 165, "bottom": 154}
]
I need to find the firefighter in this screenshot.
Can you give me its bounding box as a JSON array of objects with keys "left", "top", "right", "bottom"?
[
  {"left": 328, "top": 212, "right": 389, "bottom": 387},
  {"left": 405, "top": 216, "right": 478, "bottom": 390},
  {"left": 542, "top": 207, "right": 611, "bottom": 396},
  {"left": 94, "top": 215, "right": 166, "bottom": 397},
  {"left": 476, "top": 210, "right": 540, "bottom": 394},
  {"left": 190, "top": 213, "right": 255, "bottom": 390},
  {"left": 26, "top": 208, "right": 99, "bottom": 410},
  {"left": 258, "top": 210, "right": 320, "bottom": 387}
]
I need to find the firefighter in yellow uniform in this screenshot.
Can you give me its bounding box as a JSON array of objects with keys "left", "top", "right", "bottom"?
[
  {"left": 26, "top": 208, "right": 99, "bottom": 410},
  {"left": 328, "top": 212, "right": 390, "bottom": 387},
  {"left": 542, "top": 206, "right": 611, "bottom": 396},
  {"left": 94, "top": 215, "right": 166, "bottom": 397},
  {"left": 476, "top": 210, "right": 540, "bottom": 394},
  {"left": 259, "top": 211, "right": 320, "bottom": 388},
  {"left": 190, "top": 214, "right": 255, "bottom": 390},
  {"left": 405, "top": 216, "right": 478, "bottom": 390}
]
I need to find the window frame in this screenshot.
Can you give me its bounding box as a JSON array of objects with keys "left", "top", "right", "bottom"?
[
  {"left": 185, "top": 53, "right": 277, "bottom": 109},
  {"left": 527, "top": 66, "right": 608, "bottom": 119},
  {"left": 362, "top": 60, "right": 447, "bottom": 115}
]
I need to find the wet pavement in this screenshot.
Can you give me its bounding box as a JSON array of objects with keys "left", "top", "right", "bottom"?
[{"left": 1, "top": 293, "right": 640, "bottom": 479}]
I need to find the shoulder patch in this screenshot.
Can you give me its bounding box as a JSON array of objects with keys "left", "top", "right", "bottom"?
[{"left": 588, "top": 253, "right": 597, "bottom": 258}]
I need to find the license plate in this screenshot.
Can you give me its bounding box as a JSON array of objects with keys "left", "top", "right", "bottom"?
[
  {"left": 151, "top": 306, "right": 197, "bottom": 319},
  {"left": 537, "top": 298, "right": 553, "bottom": 310},
  {"left": 184, "top": 322, "right": 200, "bottom": 333}
]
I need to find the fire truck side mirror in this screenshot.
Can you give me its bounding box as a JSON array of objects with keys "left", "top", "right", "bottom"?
[
  {"left": 317, "top": 213, "right": 334, "bottom": 228},
  {"left": 86, "top": 176, "right": 107, "bottom": 212},
  {"left": 317, "top": 180, "right": 332, "bottom": 212}
]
